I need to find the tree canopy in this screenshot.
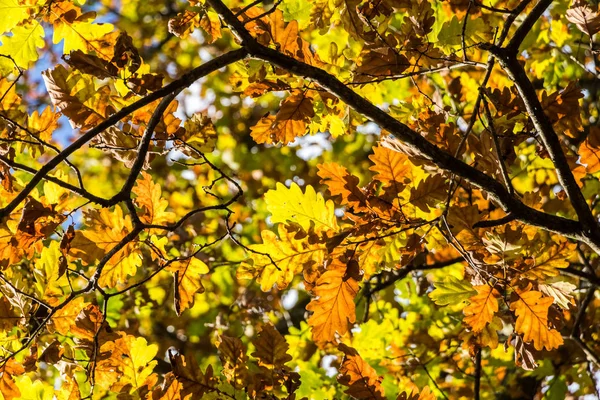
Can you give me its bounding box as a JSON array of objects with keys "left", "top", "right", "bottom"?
[{"left": 1, "top": 0, "right": 600, "bottom": 398}]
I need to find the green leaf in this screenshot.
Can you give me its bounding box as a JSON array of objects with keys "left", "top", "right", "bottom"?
[{"left": 429, "top": 275, "right": 476, "bottom": 306}]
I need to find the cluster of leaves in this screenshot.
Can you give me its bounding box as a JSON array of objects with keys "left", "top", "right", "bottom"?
[{"left": 1, "top": 0, "right": 600, "bottom": 398}]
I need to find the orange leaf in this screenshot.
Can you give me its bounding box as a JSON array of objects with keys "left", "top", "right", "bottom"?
[
  {"left": 369, "top": 145, "right": 410, "bottom": 187},
  {"left": 306, "top": 260, "right": 359, "bottom": 345},
  {"left": 579, "top": 126, "right": 600, "bottom": 174},
  {"left": 317, "top": 162, "right": 367, "bottom": 210},
  {"left": 250, "top": 91, "right": 314, "bottom": 145},
  {"left": 510, "top": 287, "right": 564, "bottom": 351},
  {"left": 463, "top": 285, "right": 499, "bottom": 333},
  {"left": 132, "top": 171, "right": 175, "bottom": 225}
]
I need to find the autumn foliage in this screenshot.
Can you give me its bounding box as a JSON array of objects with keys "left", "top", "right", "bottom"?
[{"left": 1, "top": 0, "right": 600, "bottom": 398}]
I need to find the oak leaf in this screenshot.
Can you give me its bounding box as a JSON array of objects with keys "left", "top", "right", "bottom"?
[
  {"left": 265, "top": 182, "right": 338, "bottom": 233},
  {"left": 510, "top": 287, "right": 564, "bottom": 351},
  {"left": 337, "top": 343, "right": 385, "bottom": 400},
  {"left": 463, "top": 285, "right": 499, "bottom": 333},
  {"left": 132, "top": 171, "right": 175, "bottom": 225},
  {"left": 251, "top": 91, "right": 314, "bottom": 145},
  {"left": 306, "top": 260, "right": 360, "bottom": 345},
  {"left": 238, "top": 224, "right": 327, "bottom": 291},
  {"left": 97, "top": 333, "right": 158, "bottom": 394},
  {"left": 317, "top": 162, "right": 368, "bottom": 210},
  {"left": 579, "top": 126, "right": 600, "bottom": 174},
  {"left": 429, "top": 275, "right": 476, "bottom": 306},
  {"left": 251, "top": 323, "right": 293, "bottom": 368},
  {"left": 166, "top": 352, "right": 218, "bottom": 399},
  {"left": 369, "top": 145, "right": 411, "bottom": 188},
  {"left": 355, "top": 48, "right": 410, "bottom": 83},
  {"left": 566, "top": 0, "right": 600, "bottom": 36},
  {"left": 0, "top": 359, "right": 24, "bottom": 400},
  {"left": 216, "top": 335, "right": 248, "bottom": 388},
  {"left": 167, "top": 256, "right": 209, "bottom": 316}
]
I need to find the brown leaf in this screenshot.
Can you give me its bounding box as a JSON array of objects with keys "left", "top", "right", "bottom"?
[
  {"left": 251, "top": 323, "right": 293, "bottom": 368},
  {"left": 216, "top": 335, "right": 248, "bottom": 388},
  {"left": 355, "top": 48, "right": 410, "bottom": 83},
  {"left": 251, "top": 91, "right": 314, "bottom": 144},
  {"left": 566, "top": 0, "right": 600, "bottom": 36},
  {"left": 168, "top": 352, "right": 218, "bottom": 399},
  {"left": 337, "top": 343, "right": 385, "bottom": 400},
  {"left": 168, "top": 10, "right": 201, "bottom": 39},
  {"left": 63, "top": 50, "right": 118, "bottom": 78}
]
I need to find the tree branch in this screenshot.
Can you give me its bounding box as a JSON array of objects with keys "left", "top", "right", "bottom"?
[
  {"left": 365, "top": 257, "right": 463, "bottom": 297},
  {"left": 0, "top": 48, "right": 248, "bottom": 221},
  {"left": 205, "top": 0, "right": 600, "bottom": 253},
  {"left": 486, "top": 45, "right": 598, "bottom": 238}
]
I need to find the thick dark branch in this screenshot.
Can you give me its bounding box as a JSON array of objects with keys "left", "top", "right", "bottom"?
[
  {"left": 474, "top": 347, "right": 482, "bottom": 400},
  {"left": 110, "top": 93, "right": 178, "bottom": 204},
  {"left": 0, "top": 48, "right": 248, "bottom": 221},
  {"left": 206, "top": 0, "right": 596, "bottom": 249},
  {"left": 505, "top": 0, "right": 554, "bottom": 54},
  {"left": 486, "top": 45, "right": 598, "bottom": 238},
  {"left": 571, "top": 286, "right": 597, "bottom": 338},
  {"left": 473, "top": 213, "right": 516, "bottom": 228}
]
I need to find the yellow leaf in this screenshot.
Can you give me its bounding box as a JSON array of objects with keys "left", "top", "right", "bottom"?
[
  {"left": 178, "top": 113, "right": 218, "bottom": 154},
  {"left": 510, "top": 287, "right": 563, "bottom": 351},
  {"left": 167, "top": 257, "right": 209, "bottom": 315},
  {"left": 0, "top": 21, "right": 44, "bottom": 70},
  {"left": 53, "top": 20, "right": 115, "bottom": 58},
  {"left": 306, "top": 261, "right": 359, "bottom": 345},
  {"left": 237, "top": 225, "right": 326, "bottom": 291},
  {"left": 265, "top": 182, "right": 338, "bottom": 232},
  {"left": 69, "top": 207, "right": 141, "bottom": 288},
  {"left": 49, "top": 297, "right": 87, "bottom": 336},
  {"left": 463, "top": 285, "right": 499, "bottom": 333},
  {"left": 0, "top": 0, "right": 31, "bottom": 35}
]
